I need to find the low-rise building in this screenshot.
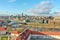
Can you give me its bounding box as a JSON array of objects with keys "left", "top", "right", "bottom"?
[
  {"left": 16, "top": 29, "right": 60, "bottom": 40},
  {"left": 0, "top": 27, "right": 7, "bottom": 35},
  {"left": 11, "top": 30, "right": 20, "bottom": 36},
  {"left": 10, "top": 30, "right": 20, "bottom": 40}
]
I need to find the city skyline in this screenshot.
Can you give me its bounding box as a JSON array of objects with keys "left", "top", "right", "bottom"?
[{"left": 0, "top": 0, "right": 60, "bottom": 16}]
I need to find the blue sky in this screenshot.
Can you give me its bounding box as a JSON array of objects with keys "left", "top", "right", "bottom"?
[{"left": 0, "top": 0, "right": 60, "bottom": 16}]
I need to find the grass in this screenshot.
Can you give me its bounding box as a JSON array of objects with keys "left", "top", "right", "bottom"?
[
  {"left": 26, "top": 22, "right": 60, "bottom": 28},
  {"left": 0, "top": 37, "right": 1, "bottom": 40},
  {"left": 0, "top": 36, "right": 8, "bottom": 40},
  {"left": 17, "top": 28, "right": 25, "bottom": 32},
  {"left": 7, "top": 29, "right": 12, "bottom": 32}
]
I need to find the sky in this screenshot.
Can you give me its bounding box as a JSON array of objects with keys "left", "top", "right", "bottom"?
[{"left": 0, "top": 0, "right": 60, "bottom": 16}]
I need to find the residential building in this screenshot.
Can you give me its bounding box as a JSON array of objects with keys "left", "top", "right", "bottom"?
[
  {"left": 16, "top": 29, "right": 60, "bottom": 40},
  {"left": 0, "top": 27, "right": 7, "bottom": 35},
  {"left": 10, "top": 30, "right": 20, "bottom": 40}
]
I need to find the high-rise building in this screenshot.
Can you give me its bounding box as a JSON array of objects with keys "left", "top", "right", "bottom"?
[{"left": 22, "top": 12, "right": 23, "bottom": 17}]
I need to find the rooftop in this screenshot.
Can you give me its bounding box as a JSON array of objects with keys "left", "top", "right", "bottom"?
[
  {"left": 16, "top": 29, "right": 60, "bottom": 40},
  {"left": 11, "top": 30, "right": 20, "bottom": 34},
  {"left": 0, "top": 27, "right": 6, "bottom": 31}
]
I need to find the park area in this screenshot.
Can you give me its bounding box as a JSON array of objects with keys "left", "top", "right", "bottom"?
[{"left": 0, "top": 36, "right": 8, "bottom": 40}]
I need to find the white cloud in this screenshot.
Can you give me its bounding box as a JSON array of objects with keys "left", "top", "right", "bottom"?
[
  {"left": 8, "top": 0, "right": 16, "bottom": 2},
  {"left": 28, "top": 1, "right": 53, "bottom": 15},
  {"left": 53, "top": 10, "right": 60, "bottom": 16}
]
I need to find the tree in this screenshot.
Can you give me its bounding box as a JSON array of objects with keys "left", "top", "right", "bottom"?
[
  {"left": 48, "top": 16, "right": 54, "bottom": 20},
  {"left": 26, "top": 19, "right": 30, "bottom": 22}
]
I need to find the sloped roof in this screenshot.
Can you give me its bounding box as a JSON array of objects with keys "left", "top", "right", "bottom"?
[
  {"left": 11, "top": 30, "right": 20, "bottom": 34},
  {"left": 0, "top": 27, "right": 6, "bottom": 31}
]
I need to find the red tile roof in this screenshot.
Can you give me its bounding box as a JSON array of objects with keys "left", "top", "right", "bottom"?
[
  {"left": 16, "top": 30, "right": 31, "bottom": 40},
  {"left": 16, "top": 30, "right": 60, "bottom": 40},
  {"left": 30, "top": 30, "right": 60, "bottom": 35},
  {"left": 11, "top": 30, "right": 20, "bottom": 34},
  {"left": 16, "top": 36, "right": 21, "bottom": 40},
  {"left": 0, "top": 27, "right": 6, "bottom": 31}
]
